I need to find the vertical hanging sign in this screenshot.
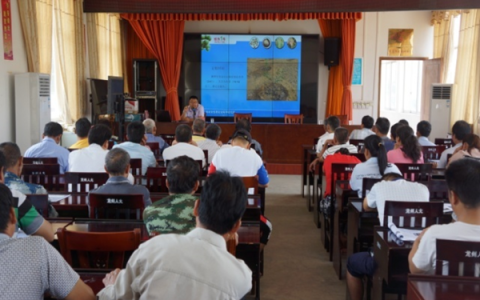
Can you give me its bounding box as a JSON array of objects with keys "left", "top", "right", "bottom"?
[{"left": 2, "top": 0, "right": 13, "bottom": 60}]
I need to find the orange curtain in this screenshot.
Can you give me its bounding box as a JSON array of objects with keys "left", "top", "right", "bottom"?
[
  {"left": 121, "top": 12, "right": 362, "bottom": 21},
  {"left": 340, "top": 19, "right": 356, "bottom": 121},
  {"left": 124, "top": 18, "right": 184, "bottom": 121},
  {"left": 318, "top": 20, "right": 343, "bottom": 118}
]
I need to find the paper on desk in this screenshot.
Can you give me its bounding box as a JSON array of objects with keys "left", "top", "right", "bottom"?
[
  {"left": 48, "top": 194, "right": 71, "bottom": 203},
  {"left": 443, "top": 203, "right": 453, "bottom": 213},
  {"left": 388, "top": 222, "right": 422, "bottom": 242}
]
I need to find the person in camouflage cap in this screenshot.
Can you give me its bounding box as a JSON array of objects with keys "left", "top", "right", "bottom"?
[{"left": 143, "top": 155, "right": 199, "bottom": 235}]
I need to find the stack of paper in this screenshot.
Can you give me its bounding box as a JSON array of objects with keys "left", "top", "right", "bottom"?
[{"left": 388, "top": 222, "right": 422, "bottom": 242}]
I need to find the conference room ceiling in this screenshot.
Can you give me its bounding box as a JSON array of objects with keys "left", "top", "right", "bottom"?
[{"left": 83, "top": 0, "right": 480, "bottom": 13}]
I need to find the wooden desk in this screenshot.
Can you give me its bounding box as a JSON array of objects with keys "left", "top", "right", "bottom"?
[
  {"left": 432, "top": 169, "right": 445, "bottom": 179},
  {"left": 407, "top": 275, "right": 480, "bottom": 300},
  {"left": 307, "top": 149, "right": 319, "bottom": 212},
  {"left": 346, "top": 201, "right": 379, "bottom": 258},
  {"left": 235, "top": 222, "right": 261, "bottom": 300}
]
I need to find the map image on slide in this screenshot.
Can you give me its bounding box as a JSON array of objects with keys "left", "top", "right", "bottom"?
[{"left": 247, "top": 58, "right": 298, "bottom": 101}]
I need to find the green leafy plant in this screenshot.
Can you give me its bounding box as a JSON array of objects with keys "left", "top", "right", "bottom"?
[{"left": 201, "top": 35, "right": 212, "bottom": 51}]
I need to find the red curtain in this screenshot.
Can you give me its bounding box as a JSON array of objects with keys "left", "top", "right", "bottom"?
[
  {"left": 123, "top": 16, "right": 184, "bottom": 121},
  {"left": 340, "top": 19, "right": 356, "bottom": 121}
]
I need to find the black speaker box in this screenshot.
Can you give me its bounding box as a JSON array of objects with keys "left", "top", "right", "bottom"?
[{"left": 324, "top": 37, "right": 341, "bottom": 68}]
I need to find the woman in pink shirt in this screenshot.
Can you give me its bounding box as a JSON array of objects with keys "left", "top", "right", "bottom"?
[{"left": 387, "top": 125, "right": 424, "bottom": 164}]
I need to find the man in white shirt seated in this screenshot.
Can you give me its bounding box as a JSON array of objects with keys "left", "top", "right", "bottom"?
[
  {"left": 69, "top": 124, "right": 112, "bottom": 172},
  {"left": 346, "top": 173, "right": 429, "bottom": 300},
  {"left": 97, "top": 171, "right": 252, "bottom": 300},
  {"left": 113, "top": 121, "right": 157, "bottom": 175},
  {"left": 416, "top": 120, "right": 436, "bottom": 146},
  {"left": 163, "top": 124, "right": 206, "bottom": 167},
  {"left": 197, "top": 124, "right": 222, "bottom": 164},
  {"left": 309, "top": 127, "right": 358, "bottom": 170},
  {"left": 437, "top": 120, "right": 471, "bottom": 168},
  {"left": 316, "top": 116, "right": 340, "bottom": 153},
  {"left": 349, "top": 115, "right": 375, "bottom": 140},
  {"left": 409, "top": 159, "right": 480, "bottom": 274}
]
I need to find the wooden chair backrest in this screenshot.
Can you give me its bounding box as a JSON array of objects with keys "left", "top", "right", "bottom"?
[
  {"left": 362, "top": 177, "right": 381, "bottom": 198},
  {"left": 130, "top": 158, "right": 142, "bottom": 177},
  {"left": 434, "top": 138, "right": 454, "bottom": 149},
  {"left": 145, "top": 167, "right": 168, "bottom": 193},
  {"left": 421, "top": 145, "right": 446, "bottom": 162},
  {"left": 108, "top": 141, "right": 114, "bottom": 149},
  {"left": 349, "top": 139, "right": 365, "bottom": 152},
  {"left": 395, "top": 163, "right": 433, "bottom": 182},
  {"left": 313, "top": 137, "right": 319, "bottom": 146},
  {"left": 436, "top": 239, "right": 480, "bottom": 277},
  {"left": 159, "top": 134, "right": 175, "bottom": 145},
  {"left": 22, "top": 164, "right": 60, "bottom": 176},
  {"left": 146, "top": 142, "right": 161, "bottom": 157},
  {"left": 57, "top": 227, "right": 141, "bottom": 269},
  {"left": 65, "top": 172, "right": 109, "bottom": 193},
  {"left": 234, "top": 113, "right": 252, "bottom": 123},
  {"left": 242, "top": 176, "right": 259, "bottom": 195},
  {"left": 284, "top": 114, "right": 304, "bottom": 124},
  {"left": 23, "top": 157, "right": 58, "bottom": 165},
  {"left": 26, "top": 194, "right": 49, "bottom": 218},
  {"left": 428, "top": 180, "right": 449, "bottom": 201},
  {"left": 383, "top": 201, "right": 444, "bottom": 228},
  {"left": 21, "top": 165, "right": 64, "bottom": 192},
  {"left": 331, "top": 163, "right": 357, "bottom": 198},
  {"left": 333, "top": 114, "right": 348, "bottom": 125},
  {"left": 88, "top": 193, "right": 145, "bottom": 220},
  {"left": 350, "top": 153, "right": 366, "bottom": 162}
]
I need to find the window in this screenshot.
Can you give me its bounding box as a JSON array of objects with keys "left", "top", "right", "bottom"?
[{"left": 445, "top": 15, "right": 461, "bottom": 84}]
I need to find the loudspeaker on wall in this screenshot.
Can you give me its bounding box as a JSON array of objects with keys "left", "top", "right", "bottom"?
[{"left": 324, "top": 37, "right": 341, "bottom": 69}]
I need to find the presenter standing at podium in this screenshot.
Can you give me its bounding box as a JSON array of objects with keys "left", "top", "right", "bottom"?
[{"left": 181, "top": 96, "right": 205, "bottom": 122}]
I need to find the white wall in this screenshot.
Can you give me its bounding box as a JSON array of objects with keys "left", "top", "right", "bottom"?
[
  {"left": 352, "top": 11, "right": 434, "bottom": 124},
  {"left": 0, "top": 0, "right": 28, "bottom": 142}
]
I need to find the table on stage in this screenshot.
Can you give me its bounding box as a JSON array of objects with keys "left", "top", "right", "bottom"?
[{"left": 407, "top": 274, "right": 480, "bottom": 300}]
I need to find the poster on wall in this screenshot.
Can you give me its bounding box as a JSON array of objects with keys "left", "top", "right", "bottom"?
[
  {"left": 2, "top": 0, "right": 13, "bottom": 60},
  {"left": 352, "top": 58, "right": 362, "bottom": 85},
  {"left": 388, "top": 29, "right": 413, "bottom": 57}
]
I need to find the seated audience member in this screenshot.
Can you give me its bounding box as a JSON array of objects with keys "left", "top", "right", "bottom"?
[
  {"left": 97, "top": 171, "right": 252, "bottom": 299},
  {"left": 24, "top": 122, "right": 70, "bottom": 174},
  {"left": 409, "top": 159, "right": 480, "bottom": 274},
  {"left": 398, "top": 119, "right": 409, "bottom": 126},
  {"left": 143, "top": 118, "right": 169, "bottom": 153},
  {"left": 0, "top": 142, "right": 47, "bottom": 195},
  {"left": 323, "top": 148, "right": 361, "bottom": 198},
  {"left": 350, "top": 135, "right": 401, "bottom": 197},
  {"left": 209, "top": 130, "right": 268, "bottom": 187},
  {"left": 389, "top": 122, "right": 402, "bottom": 144},
  {"left": 89, "top": 148, "right": 152, "bottom": 207},
  {"left": 416, "top": 120, "right": 436, "bottom": 146},
  {"left": 163, "top": 124, "right": 206, "bottom": 167},
  {"left": 387, "top": 126, "right": 424, "bottom": 164},
  {"left": 448, "top": 133, "right": 480, "bottom": 166},
  {"left": 316, "top": 116, "right": 340, "bottom": 153},
  {"left": 180, "top": 95, "right": 205, "bottom": 122},
  {"left": 113, "top": 121, "right": 157, "bottom": 175},
  {"left": 349, "top": 115, "right": 375, "bottom": 140},
  {"left": 197, "top": 123, "right": 223, "bottom": 164},
  {"left": 0, "top": 151, "right": 54, "bottom": 242},
  {"left": 437, "top": 120, "right": 472, "bottom": 168},
  {"left": 373, "top": 117, "right": 395, "bottom": 152},
  {"left": 69, "top": 117, "right": 91, "bottom": 149},
  {"left": 69, "top": 124, "right": 112, "bottom": 172},
  {"left": 346, "top": 173, "right": 429, "bottom": 300},
  {"left": 309, "top": 127, "right": 358, "bottom": 169},
  {"left": 232, "top": 119, "right": 264, "bottom": 156},
  {"left": 143, "top": 156, "right": 199, "bottom": 235},
  {"left": 0, "top": 184, "right": 95, "bottom": 300},
  {"left": 192, "top": 119, "right": 207, "bottom": 143}
]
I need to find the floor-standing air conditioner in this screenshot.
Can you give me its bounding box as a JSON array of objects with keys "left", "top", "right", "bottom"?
[
  {"left": 429, "top": 83, "right": 452, "bottom": 140},
  {"left": 15, "top": 73, "right": 51, "bottom": 154}
]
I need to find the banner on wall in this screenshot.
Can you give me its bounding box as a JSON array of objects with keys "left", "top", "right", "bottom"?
[{"left": 2, "top": 0, "right": 13, "bottom": 60}]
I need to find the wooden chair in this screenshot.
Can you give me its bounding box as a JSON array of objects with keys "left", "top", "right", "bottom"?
[
  {"left": 349, "top": 139, "right": 365, "bottom": 152},
  {"left": 108, "top": 141, "right": 114, "bottom": 149},
  {"left": 333, "top": 114, "right": 348, "bottom": 125},
  {"left": 26, "top": 194, "right": 49, "bottom": 218},
  {"left": 421, "top": 145, "right": 446, "bottom": 162},
  {"left": 435, "top": 138, "right": 454, "bottom": 149},
  {"left": 22, "top": 164, "right": 60, "bottom": 176},
  {"left": 362, "top": 178, "right": 381, "bottom": 198},
  {"left": 322, "top": 163, "right": 357, "bottom": 260},
  {"left": 145, "top": 167, "right": 168, "bottom": 193},
  {"left": 395, "top": 163, "right": 433, "bottom": 182},
  {"left": 159, "top": 134, "right": 175, "bottom": 145},
  {"left": 130, "top": 158, "right": 143, "bottom": 178},
  {"left": 284, "top": 114, "right": 304, "bottom": 124},
  {"left": 57, "top": 227, "right": 141, "bottom": 269},
  {"left": 23, "top": 157, "right": 58, "bottom": 165},
  {"left": 146, "top": 142, "right": 161, "bottom": 157},
  {"left": 88, "top": 193, "right": 145, "bottom": 220},
  {"left": 242, "top": 176, "right": 259, "bottom": 195},
  {"left": 436, "top": 239, "right": 480, "bottom": 276},
  {"left": 21, "top": 164, "right": 64, "bottom": 192},
  {"left": 428, "top": 180, "right": 449, "bottom": 201},
  {"left": 350, "top": 153, "right": 366, "bottom": 162},
  {"left": 234, "top": 113, "right": 252, "bottom": 123},
  {"left": 65, "top": 172, "right": 109, "bottom": 194},
  {"left": 383, "top": 201, "right": 444, "bottom": 228}
]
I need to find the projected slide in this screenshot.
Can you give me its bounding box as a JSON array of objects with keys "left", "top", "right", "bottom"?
[{"left": 201, "top": 34, "right": 302, "bottom": 118}]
